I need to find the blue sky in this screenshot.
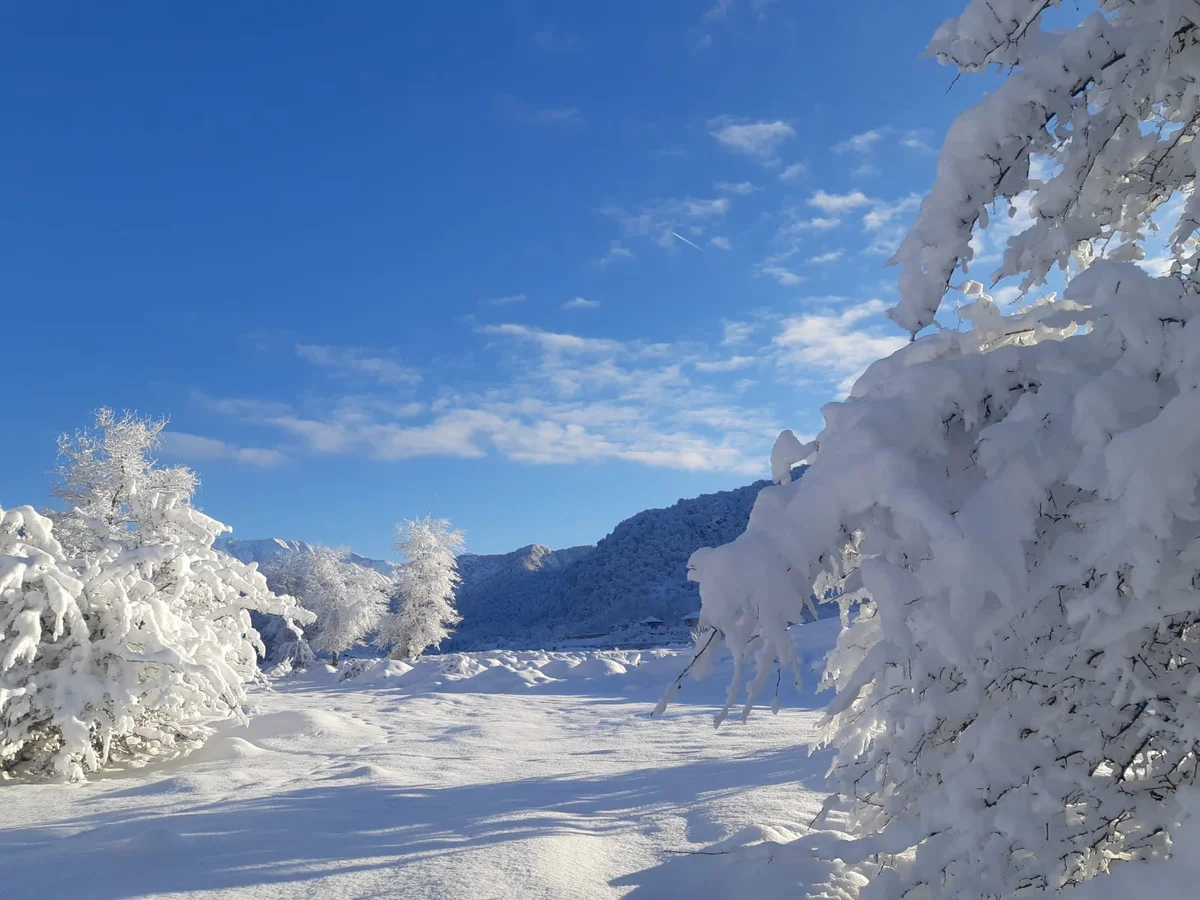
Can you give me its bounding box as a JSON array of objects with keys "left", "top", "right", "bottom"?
[{"left": 3, "top": 1, "right": 990, "bottom": 558}]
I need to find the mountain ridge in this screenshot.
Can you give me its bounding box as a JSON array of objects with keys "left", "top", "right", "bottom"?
[{"left": 224, "top": 473, "right": 802, "bottom": 648}]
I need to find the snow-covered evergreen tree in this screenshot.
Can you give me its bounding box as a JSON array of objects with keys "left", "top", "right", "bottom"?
[
  {"left": 378, "top": 516, "right": 464, "bottom": 660},
  {"left": 665, "top": 2, "right": 1200, "bottom": 896},
  {"left": 291, "top": 546, "right": 392, "bottom": 666},
  {"left": 1, "top": 411, "right": 312, "bottom": 779}
]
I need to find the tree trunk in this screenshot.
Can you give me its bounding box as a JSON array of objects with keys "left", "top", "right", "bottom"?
[{"left": 331, "top": 649, "right": 339, "bottom": 667}]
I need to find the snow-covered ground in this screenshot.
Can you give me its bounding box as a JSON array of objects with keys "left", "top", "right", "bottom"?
[
  {"left": 0, "top": 623, "right": 838, "bottom": 900},
  {"left": 7, "top": 615, "right": 1200, "bottom": 899}
]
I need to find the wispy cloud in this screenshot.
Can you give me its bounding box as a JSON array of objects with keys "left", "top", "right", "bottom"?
[
  {"left": 721, "top": 319, "right": 756, "bottom": 346},
  {"left": 862, "top": 193, "right": 921, "bottom": 231},
  {"left": 694, "top": 355, "right": 754, "bottom": 372},
  {"left": 834, "top": 130, "right": 883, "bottom": 153},
  {"left": 779, "top": 163, "right": 808, "bottom": 182},
  {"left": 601, "top": 195, "right": 731, "bottom": 253},
  {"left": 773, "top": 299, "right": 907, "bottom": 395},
  {"left": 479, "top": 323, "right": 622, "bottom": 354},
  {"left": 531, "top": 23, "right": 580, "bottom": 51},
  {"left": 852, "top": 162, "right": 881, "bottom": 179},
  {"left": 598, "top": 241, "right": 634, "bottom": 266},
  {"left": 809, "top": 190, "right": 873, "bottom": 213},
  {"left": 708, "top": 235, "right": 732, "bottom": 251},
  {"left": 160, "top": 431, "right": 288, "bottom": 467},
  {"left": 497, "top": 94, "right": 582, "bottom": 126},
  {"left": 714, "top": 180, "right": 757, "bottom": 195},
  {"left": 296, "top": 344, "right": 421, "bottom": 386},
  {"left": 900, "top": 130, "right": 933, "bottom": 152},
  {"left": 808, "top": 249, "right": 844, "bottom": 264},
  {"left": 488, "top": 293, "right": 528, "bottom": 306},
  {"left": 702, "top": 0, "right": 735, "bottom": 22},
  {"left": 562, "top": 296, "right": 601, "bottom": 310},
  {"left": 760, "top": 265, "right": 806, "bottom": 286},
  {"left": 691, "top": 0, "right": 777, "bottom": 48},
  {"left": 863, "top": 193, "right": 923, "bottom": 256},
  {"left": 215, "top": 326, "right": 783, "bottom": 475},
  {"left": 784, "top": 215, "right": 840, "bottom": 231},
  {"left": 709, "top": 117, "right": 795, "bottom": 164}
]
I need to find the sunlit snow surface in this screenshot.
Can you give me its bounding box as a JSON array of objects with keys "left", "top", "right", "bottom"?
[
  {"left": 0, "top": 623, "right": 837, "bottom": 899},
  {"left": 4, "top": 615, "right": 1199, "bottom": 899}
]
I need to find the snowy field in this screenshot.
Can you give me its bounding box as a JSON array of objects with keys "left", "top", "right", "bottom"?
[
  {"left": 0, "top": 623, "right": 841, "bottom": 900},
  {"left": 6, "top": 615, "right": 1200, "bottom": 899}
]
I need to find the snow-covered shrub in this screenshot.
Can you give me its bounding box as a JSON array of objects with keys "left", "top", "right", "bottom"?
[
  {"left": 1, "top": 410, "right": 312, "bottom": 779},
  {"left": 0, "top": 499, "right": 310, "bottom": 780},
  {"left": 664, "top": 2, "right": 1200, "bottom": 896},
  {"left": 378, "top": 515, "right": 464, "bottom": 660}
]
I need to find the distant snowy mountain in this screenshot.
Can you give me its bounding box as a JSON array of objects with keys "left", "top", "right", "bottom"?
[
  {"left": 216, "top": 536, "right": 394, "bottom": 576},
  {"left": 227, "top": 469, "right": 810, "bottom": 650}
]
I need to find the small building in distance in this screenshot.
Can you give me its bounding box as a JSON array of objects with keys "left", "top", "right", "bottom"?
[
  {"left": 680, "top": 612, "right": 701, "bottom": 628},
  {"left": 639, "top": 616, "right": 665, "bottom": 630}
]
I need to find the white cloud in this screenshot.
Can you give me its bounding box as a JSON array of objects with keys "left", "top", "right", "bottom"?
[
  {"left": 761, "top": 265, "right": 806, "bottom": 286},
  {"left": 773, "top": 299, "right": 906, "bottom": 395},
  {"left": 702, "top": 0, "right": 734, "bottom": 22},
  {"left": 721, "top": 319, "right": 756, "bottom": 345},
  {"left": 714, "top": 180, "right": 757, "bottom": 195},
  {"left": 479, "top": 323, "right": 621, "bottom": 354},
  {"left": 900, "top": 130, "right": 933, "bottom": 152},
  {"left": 862, "top": 193, "right": 921, "bottom": 231},
  {"left": 497, "top": 95, "right": 582, "bottom": 126},
  {"left": 685, "top": 197, "right": 731, "bottom": 218},
  {"left": 808, "top": 249, "right": 844, "bottom": 264},
  {"left": 694, "top": 355, "right": 754, "bottom": 372},
  {"left": 708, "top": 235, "right": 732, "bottom": 251},
  {"left": 778, "top": 163, "right": 808, "bottom": 182},
  {"left": 296, "top": 344, "right": 421, "bottom": 386},
  {"left": 601, "top": 195, "right": 731, "bottom": 253},
  {"left": 488, "top": 293, "right": 527, "bottom": 306},
  {"left": 531, "top": 23, "right": 580, "bottom": 51},
  {"left": 786, "top": 216, "right": 841, "bottom": 231},
  {"left": 860, "top": 194, "right": 925, "bottom": 257},
  {"left": 242, "top": 327, "right": 780, "bottom": 476},
  {"left": 533, "top": 107, "right": 582, "bottom": 125},
  {"left": 852, "top": 163, "right": 881, "bottom": 179},
  {"left": 562, "top": 296, "right": 601, "bottom": 310},
  {"left": 709, "top": 118, "right": 795, "bottom": 163},
  {"left": 809, "top": 190, "right": 873, "bottom": 213},
  {"left": 598, "top": 241, "right": 634, "bottom": 265},
  {"left": 834, "top": 130, "right": 883, "bottom": 153},
  {"left": 160, "top": 431, "right": 287, "bottom": 467}
]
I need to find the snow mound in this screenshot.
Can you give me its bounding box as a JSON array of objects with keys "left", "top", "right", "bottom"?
[
  {"left": 318, "top": 622, "right": 840, "bottom": 702},
  {"left": 186, "top": 735, "right": 270, "bottom": 763},
  {"left": 337, "top": 658, "right": 414, "bottom": 683},
  {"left": 242, "top": 709, "right": 386, "bottom": 750},
  {"left": 568, "top": 656, "right": 628, "bottom": 678}
]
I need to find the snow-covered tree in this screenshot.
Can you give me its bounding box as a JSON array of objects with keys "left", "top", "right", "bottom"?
[
  {"left": 663, "top": 2, "right": 1200, "bottom": 896},
  {"left": 253, "top": 550, "right": 317, "bottom": 670},
  {"left": 378, "top": 516, "right": 464, "bottom": 660},
  {"left": 51, "top": 408, "right": 198, "bottom": 557},
  {"left": 2, "top": 410, "right": 312, "bottom": 779},
  {"left": 289, "top": 546, "right": 392, "bottom": 666}
]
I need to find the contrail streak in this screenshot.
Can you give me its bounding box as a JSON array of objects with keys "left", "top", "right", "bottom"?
[{"left": 671, "top": 231, "right": 706, "bottom": 253}]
